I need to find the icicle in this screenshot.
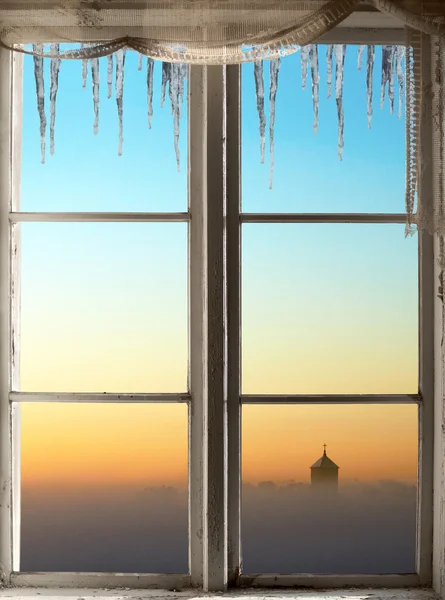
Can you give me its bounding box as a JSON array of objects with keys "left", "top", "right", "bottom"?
[
  {"left": 366, "top": 45, "right": 375, "bottom": 129},
  {"left": 147, "top": 57, "right": 154, "bottom": 129},
  {"left": 81, "top": 44, "right": 88, "bottom": 89},
  {"left": 115, "top": 49, "right": 126, "bottom": 156},
  {"left": 326, "top": 45, "right": 333, "bottom": 99},
  {"left": 33, "top": 45, "right": 46, "bottom": 164},
  {"left": 161, "top": 62, "right": 171, "bottom": 108},
  {"left": 168, "top": 64, "right": 187, "bottom": 171},
  {"left": 381, "top": 45, "right": 396, "bottom": 114},
  {"left": 138, "top": 53, "right": 143, "bottom": 71},
  {"left": 107, "top": 54, "right": 113, "bottom": 99},
  {"left": 301, "top": 46, "right": 310, "bottom": 90},
  {"left": 91, "top": 57, "right": 100, "bottom": 135},
  {"left": 334, "top": 45, "right": 346, "bottom": 161},
  {"left": 269, "top": 58, "right": 280, "bottom": 189},
  {"left": 357, "top": 45, "right": 365, "bottom": 71},
  {"left": 49, "top": 43, "right": 61, "bottom": 156},
  {"left": 396, "top": 46, "right": 405, "bottom": 119},
  {"left": 253, "top": 61, "right": 266, "bottom": 163},
  {"left": 309, "top": 46, "right": 320, "bottom": 134},
  {"left": 178, "top": 64, "right": 188, "bottom": 120}
]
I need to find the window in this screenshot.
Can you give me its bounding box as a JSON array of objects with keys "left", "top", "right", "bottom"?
[
  {"left": 0, "top": 29, "right": 434, "bottom": 592},
  {"left": 238, "top": 48, "right": 430, "bottom": 583}
]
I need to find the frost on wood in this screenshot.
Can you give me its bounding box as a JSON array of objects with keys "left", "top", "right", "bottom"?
[
  {"left": 366, "top": 45, "right": 375, "bottom": 129},
  {"left": 107, "top": 54, "right": 113, "bottom": 99},
  {"left": 301, "top": 45, "right": 310, "bottom": 90},
  {"left": 49, "top": 43, "right": 61, "bottom": 156},
  {"left": 91, "top": 57, "right": 100, "bottom": 134},
  {"left": 269, "top": 58, "right": 280, "bottom": 189},
  {"left": 326, "top": 45, "right": 333, "bottom": 99},
  {"left": 33, "top": 45, "right": 46, "bottom": 164},
  {"left": 381, "top": 45, "right": 396, "bottom": 114},
  {"left": 358, "top": 45, "right": 365, "bottom": 71},
  {"left": 309, "top": 45, "right": 320, "bottom": 134},
  {"left": 334, "top": 44, "right": 346, "bottom": 161},
  {"left": 396, "top": 46, "right": 405, "bottom": 118},
  {"left": 253, "top": 61, "right": 266, "bottom": 163},
  {"left": 115, "top": 48, "right": 126, "bottom": 156},
  {"left": 147, "top": 57, "right": 154, "bottom": 129}
]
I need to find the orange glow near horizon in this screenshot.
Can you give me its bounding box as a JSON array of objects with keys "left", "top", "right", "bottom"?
[
  {"left": 242, "top": 404, "right": 418, "bottom": 484},
  {"left": 21, "top": 403, "right": 188, "bottom": 488},
  {"left": 21, "top": 402, "right": 417, "bottom": 489}
]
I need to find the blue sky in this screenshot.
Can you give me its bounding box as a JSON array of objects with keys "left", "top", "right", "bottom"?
[{"left": 19, "top": 46, "right": 417, "bottom": 397}]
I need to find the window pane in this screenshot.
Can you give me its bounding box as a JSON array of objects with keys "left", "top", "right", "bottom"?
[
  {"left": 242, "top": 223, "right": 418, "bottom": 395},
  {"left": 242, "top": 404, "right": 417, "bottom": 574},
  {"left": 19, "top": 222, "right": 187, "bottom": 393},
  {"left": 21, "top": 403, "right": 188, "bottom": 573},
  {"left": 21, "top": 52, "right": 187, "bottom": 212},
  {"left": 242, "top": 46, "right": 405, "bottom": 214}
]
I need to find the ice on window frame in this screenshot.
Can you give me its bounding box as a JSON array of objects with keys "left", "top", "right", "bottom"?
[
  {"left": 107, "top": 54, "right": 113, "bottom": 99},
  {"left": 81, "top": 44, "right": 88, "bottom": 90},
  {"left": 364, "top": 45, "right": 376, "bottom": 129},
  {"left": 33, "top": 45, "right": 46, "bottom": 164},
  {"left": 301, "top": 45, "right": 310, "bottom": 90},
  {"left": 161, "top": 62, "right": 171, "bottom": 108},
  {"left": 115, "top": 48, "right": 126, "bottom": 156},
  {"left": 326, "top": 45, "right": 333, "bottom": 99},
  {"left": 358, "top": 45, "right": 365, "bottom": 71},
  {"left": 253, "top": 61, "right": 266, "bottom": 163},
  {"left": 381, "top": 45, "right": 396, "bottom": 114},
  {"left": 91, "top": 57, "right": 100, "bottom": 135},
  {"left": 269, "top": 57, "right": 280, "bottom": 189},
  {"left": 334, "top": 44, "right": 346, "bottom": 161},
  {"left": 49, "top": 43, "right": 61, "bottom": 156},
  {"left": 309, "top": 45, "right": 320, "bottom": 134},
  {"left": 396, "top": 46, "right": 405, "bottom": 119},
  {"left": 147, "top": 57, "right": 155, "bottom": 129},
  {"left": 159, "top": 62, "right": 187, "bottom": 170}
]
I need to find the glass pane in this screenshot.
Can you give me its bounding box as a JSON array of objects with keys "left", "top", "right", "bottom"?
[
  {"left": 242, "top": 46, "right": 405, "bottom": 214},
  {"left": 19, "top": 222, "right": 187, "bottom": 393},
  {"left": 21, "top": 403, "right": 188, "bottom": 573},
  {"left": 21, "top": 52, "right": 187, "bottom": 212},
  {"left": 242, "top": 224, "right": 418, "bottom": 395},
  {"left": 242, "top": 404, "right": 417, "bottom": 574}
]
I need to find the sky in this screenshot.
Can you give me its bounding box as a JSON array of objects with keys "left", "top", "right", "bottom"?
[{"left": 18, "top": 46, "right": 418, "bottom": 573}]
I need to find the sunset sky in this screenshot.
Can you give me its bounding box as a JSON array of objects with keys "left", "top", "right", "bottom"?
[{"left": 19, "top": 47, "right": 417, "bottom": 494}]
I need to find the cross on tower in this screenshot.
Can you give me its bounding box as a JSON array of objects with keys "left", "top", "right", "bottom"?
[{"left": 323, "top": 443, "right": 327, "bottom": 455}]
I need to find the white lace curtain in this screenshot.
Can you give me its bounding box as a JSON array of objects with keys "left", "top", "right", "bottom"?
[{"left": 0, "top": 0, "right": 444, "bottom": 235}]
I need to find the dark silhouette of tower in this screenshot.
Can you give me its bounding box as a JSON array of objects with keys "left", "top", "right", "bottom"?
[{"left": 310, "top": 444, "right": 339, "bottom": 491}]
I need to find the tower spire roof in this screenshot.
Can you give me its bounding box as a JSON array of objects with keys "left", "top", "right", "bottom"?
[{"left": 310, "top": 444, "right": 339, "bottom": 470}]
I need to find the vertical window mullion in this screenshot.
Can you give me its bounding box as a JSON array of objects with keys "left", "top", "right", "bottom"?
[
  {"left": 10, "top": 50, "right": 23, "bottom": 574},
  {"left": 417, "top": 33, "right": 434, "bottom": 585},
  {"left": 202, "top": 64, "right": 227, "bottom": 592},
  {"left": 188, "top": 64, "right": 228, "bottom": 592},
  {"left": 188, "top": 64, "right": 205, "bottom": 587},
  {"left": 226, "top": 64, "right": 241, "bottom": 586},
  {"left": 0, "top": 47, "right": 13, "bottom": 584}
]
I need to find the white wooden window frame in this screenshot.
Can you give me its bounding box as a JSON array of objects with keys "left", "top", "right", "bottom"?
[{"left": 0, "top": 13, "right": 439, "bottom": 594}]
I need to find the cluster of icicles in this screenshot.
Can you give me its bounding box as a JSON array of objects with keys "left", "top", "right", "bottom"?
[
  {"left": 33, "top": 43, "right": 187, "bottom": 169},
  {"left": 33, "top": 44, "right": 404, "bottom": 184},
  {"left": 258, "top": 44, "right": 405, "bottom": 187}
]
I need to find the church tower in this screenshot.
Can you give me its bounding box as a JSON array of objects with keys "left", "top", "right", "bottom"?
[{"left": 310, "top": 444, "right": 339, "bottom": 491}]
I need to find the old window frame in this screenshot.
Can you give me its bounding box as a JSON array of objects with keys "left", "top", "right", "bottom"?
[
  {"left": 0, "top": 16, "right": 437, "bottom": 594},
  {"left": 225, "top": 29, "right": 434, "bottom": 590}
]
